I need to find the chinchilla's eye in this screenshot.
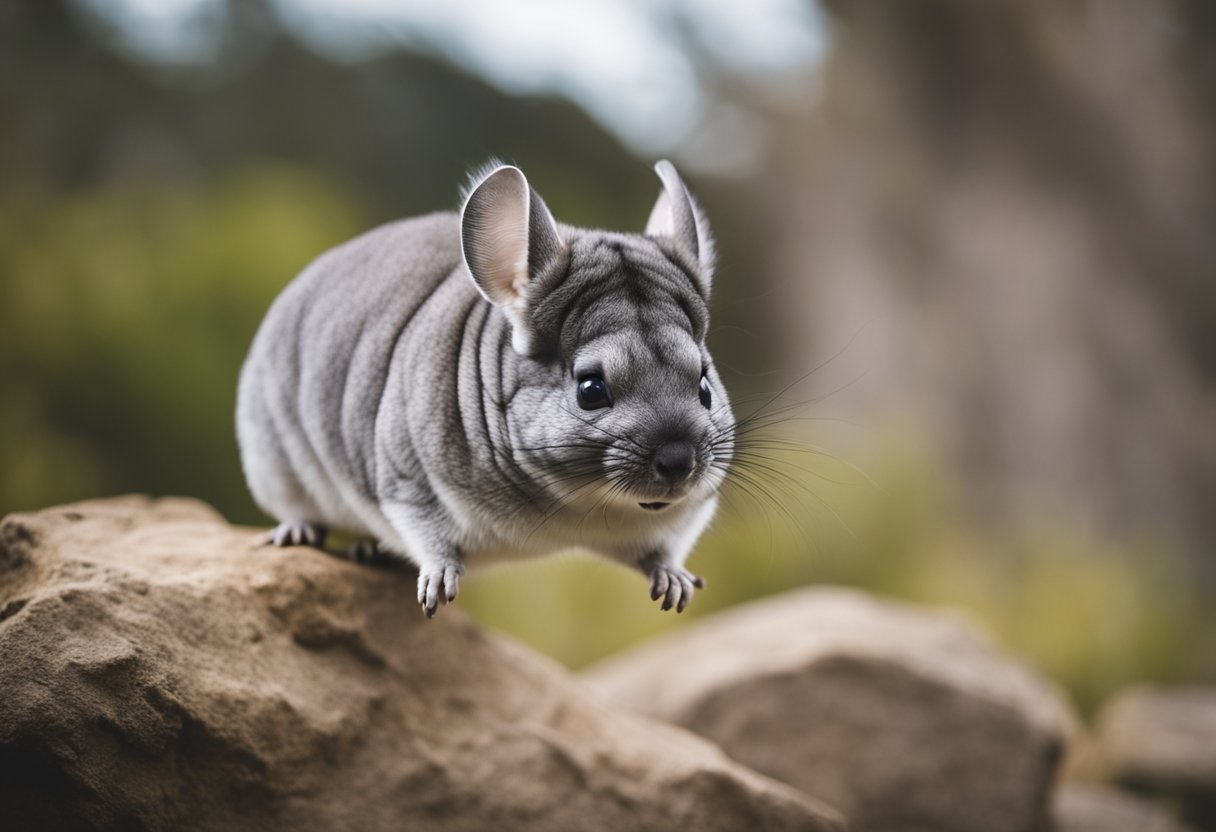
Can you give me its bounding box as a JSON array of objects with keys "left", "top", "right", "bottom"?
[
  {"left": 699, "top": 374, "right": 712, "bottom": 409},
  {"left": 577, "top": 375, "right": 612, "bottom": 410}
]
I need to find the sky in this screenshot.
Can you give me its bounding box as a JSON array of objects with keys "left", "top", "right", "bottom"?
[{"left": 76, "top": 0, "right": 829, "bottom": 170}]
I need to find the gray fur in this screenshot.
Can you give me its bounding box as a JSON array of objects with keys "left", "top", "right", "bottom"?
[{"left": 236, "top": 160, "right": 734, "bottom": 617}]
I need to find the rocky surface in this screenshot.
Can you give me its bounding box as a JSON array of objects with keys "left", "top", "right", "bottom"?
[
  {"left": 583, "top": 587, "right": 1074, "bottom": 832},
  {"left": 0, "top": 497, "right": 843, "bottom": 832},
  {"left": 1052, "top": 784, "right": 1196, "bottom": 832},
  {"left": 1094, "top": 686, "right": 1216, "bottom": 830}
]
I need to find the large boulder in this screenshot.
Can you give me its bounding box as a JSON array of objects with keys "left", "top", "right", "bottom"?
[
  {"left": 1093, "top": 686, "right": 1216, "bottom": 830},
  {"left": 582, "top": 587, "right": 1074, "bottom": 832},
  {"left": 0, "top": 497, "right": 842, "bottom": 832}
]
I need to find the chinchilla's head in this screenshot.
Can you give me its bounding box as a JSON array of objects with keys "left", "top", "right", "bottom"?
[{"left": 460, "top": 160, "right": 733, "bottom": 514}]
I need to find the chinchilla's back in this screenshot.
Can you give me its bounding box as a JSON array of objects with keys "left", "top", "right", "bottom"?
[{"left": 237, "top": 212, "right": 474, "bottom": 537}]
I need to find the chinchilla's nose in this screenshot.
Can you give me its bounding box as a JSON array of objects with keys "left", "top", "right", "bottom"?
[{"left": 653, "top": 441, "right": 696, "bottom": 485}]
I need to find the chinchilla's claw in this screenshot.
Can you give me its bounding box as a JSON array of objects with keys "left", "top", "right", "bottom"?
[
  {"left": 663, "top": 578, "right": 681, "bottom": 612},
  {"left": 443, "top": 565, "right": 461, "bottom": 602},
  {"left": 676, "top": 573, "right": 695, "bottom": 613},
  {"left": 646, "top": 562, "right": 702, "bottom": 613},
  {"left": 418, "top": 563, "right": 464, "bottom": 618},
  {"left": 650, "top": 568, "right": 670, "bottom": 601},
  {"left": 267, "top": 520, "right": 327, "bottom": 550}
]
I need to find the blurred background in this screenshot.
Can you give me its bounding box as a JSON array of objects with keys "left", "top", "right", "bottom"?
[{"left": 3, "top": 0, "right": 1214, "bottom": 713}]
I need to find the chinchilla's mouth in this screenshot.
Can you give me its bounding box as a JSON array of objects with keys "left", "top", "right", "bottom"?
[{"left": 638, "top": 501, "right": 671, "bottom": 512}]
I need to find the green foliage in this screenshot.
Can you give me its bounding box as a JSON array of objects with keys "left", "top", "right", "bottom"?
[{"left": 0, "top": 165, "right": 364, "bottom": 517}]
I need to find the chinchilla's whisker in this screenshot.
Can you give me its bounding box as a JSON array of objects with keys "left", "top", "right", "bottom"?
[
  {"left": 729, "top": 452, "right": 854, "bottom": 497},
  {"left": 564, "top": 463, "right": 645, "bottom": 537},
  {"left": 518, "top": 466, "right": 604, "bottom": 497},
  {"left": 754, "top": 414, "right": 869, "bottom": 430},
  {"left": 522, "top": 476, "right": 610, "bottom": 544},
  {"left": 722, "top": 466, "right": 806, "bottom": 534},
  {"left": 559, "top": 406, "right": 650, "bottom": 455},
  {"left": 712, "top": 411, "right": 863, "bottom": 446},
  {"left": 579, "top": 478, "right": 626, "bottom": 534},
  {"left": 709, "top": 467, "right": 780, "bottom": 555},
  {"left": 705, "top": 402, "right": 816, "bottom": 444},
  {"left": 727, "top": 452, "right": 860, "bottom": 489},
  {"left": 474, "top": 462, "right": 603, "bottom": 506},
  {"left": 722, "top": 434, "right": 877, "bottom": 490},
  {"left": 722, "top": 439, "right": 865, "bottom": 516},
  {"left": 514, "top": 442, "right": 609, "bottom": 454},
  {"left": 532, "top": 466, "right": 619, "bottom": 527},
  {"left": 712, "top": 449, "right": 858, "bottom": 542},
  {"left": 701, "top": 385, "right": 877, "bottom": 494},
  {"left": 725, "top": 463, "right": 842, "bottom": 550},
  {"left": 704, "top": 346, "right": 870, "bottom": 449}
]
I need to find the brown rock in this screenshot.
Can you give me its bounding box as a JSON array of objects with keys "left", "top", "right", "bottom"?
[
  {"left": 1052, "top": 784, "right": 1195, "bottom": 832},
  {"left": 0, "top": 497, "right": 843, "bottom": 832},
  {"left": 1095, "top": 685, "right": 1216, "bottom": 829},
  {"left": 583, "top": 586, "right": 1073, "bottom": 832}
]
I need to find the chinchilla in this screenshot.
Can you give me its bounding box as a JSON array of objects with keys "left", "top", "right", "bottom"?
[{"left": 236, "top": 159, "right": 734, "bottom": 617}]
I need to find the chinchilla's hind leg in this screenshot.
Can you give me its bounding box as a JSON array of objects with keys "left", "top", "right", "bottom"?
[
  {"left": 266, "top": 520, "right": 328, "bottom": 549},
  {"left": 239, "top": 381, "right": 331, "bottom": 550}
]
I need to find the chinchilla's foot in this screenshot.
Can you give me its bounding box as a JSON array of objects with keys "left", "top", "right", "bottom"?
[
  {"left": 647, "top": 563, "right": 706, "bottom": 614},
  {"left": 345, "top": 539, "right": 383, "bottom": 564},
  {"left": 266, "top": 520, "right": 327, "bottom": 549},
  {"left": 417, "top": 563, "right": 464, "bottom": 619}
]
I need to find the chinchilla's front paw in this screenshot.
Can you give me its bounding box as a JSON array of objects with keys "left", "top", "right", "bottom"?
[
  {"left": 417, "top": 563, "right": 464, "bottom": 619},
  {"left": 266, "top": 520, "right": 327, "bottom": 549},
  {"left": 647, "top": 563, "right": 706, "bottom": 614}
]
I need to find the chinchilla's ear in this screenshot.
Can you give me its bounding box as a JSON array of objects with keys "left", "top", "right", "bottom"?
[
  {"left": 460, "top": 162, "right": 564, "bottom": 353},
  {"left": 644, "top": 160, "right": 715, "bottom": 295}
]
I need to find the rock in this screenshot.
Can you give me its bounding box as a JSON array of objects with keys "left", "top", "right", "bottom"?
[
  {"left": 1094, "top": 685, "right": 1216, "bottom": 829},
  {"left": 0, "top": 497, "right": 843, "bottom": 832},
  {"left": 1052, "top": 784, "right": 1195, "bottom": 832},
  {"left": 582, "top": 586, "right": 1074, "bottom": 832}
]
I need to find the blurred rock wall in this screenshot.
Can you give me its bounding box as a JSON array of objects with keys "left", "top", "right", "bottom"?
[{"left": 764, "top": 0, "right": 1216, "bottom": 555}]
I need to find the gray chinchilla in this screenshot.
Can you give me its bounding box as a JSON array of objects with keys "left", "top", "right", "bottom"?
[{"left": 237, "top": 160, "right": 734, "bottom": 617}]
